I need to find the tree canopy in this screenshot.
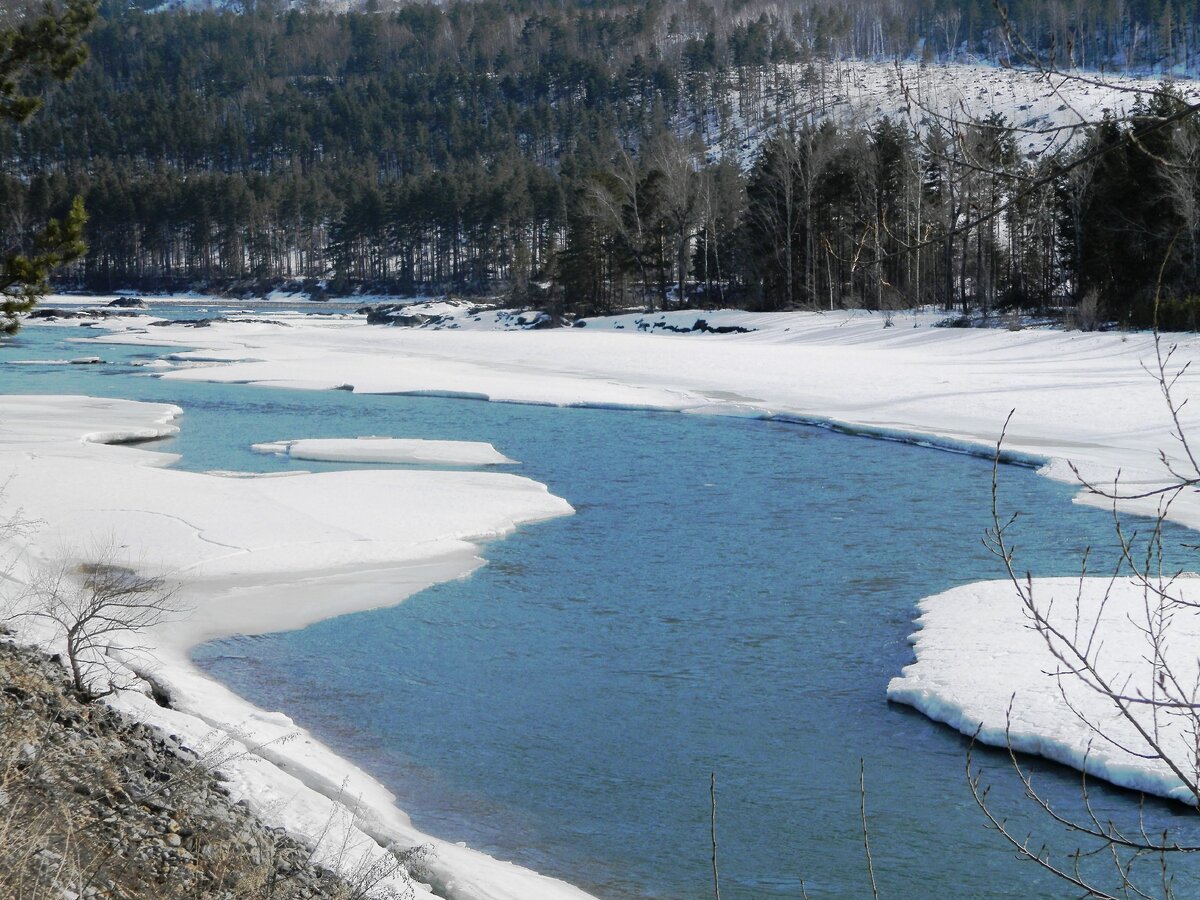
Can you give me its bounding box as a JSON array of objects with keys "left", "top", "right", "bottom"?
[{"left": 7, "top": 1, "right": 1200, "bottom": 325}]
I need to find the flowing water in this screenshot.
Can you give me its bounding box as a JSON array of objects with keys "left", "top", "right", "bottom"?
[{"left": 6, "top": 308, "right": 1200, "bottom": 899}]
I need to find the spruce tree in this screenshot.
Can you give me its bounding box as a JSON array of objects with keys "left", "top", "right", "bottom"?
[{"left": 1, "top": 0, "right": 95, "bottom": 334}]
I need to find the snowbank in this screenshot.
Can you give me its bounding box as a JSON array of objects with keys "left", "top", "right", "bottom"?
[
  {"left": 0, "top": 395, "right": 591, "bottom": 900},
  {"left": 887, "top": 576, "right": 1200, "bottom": 803},
  {"left": 253, "top": 437, "right": 515, "bottom": 466},
  {"left": 753, "top": 60, "right": 1200, "bottom": 161}
]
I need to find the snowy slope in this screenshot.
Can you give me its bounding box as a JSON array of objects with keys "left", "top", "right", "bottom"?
[
  {"left": 149, "top": 0, "right": 364, "bottom": 12},
  {"left": 713, "top": 59, "right": 1200, "bottom": 166}
]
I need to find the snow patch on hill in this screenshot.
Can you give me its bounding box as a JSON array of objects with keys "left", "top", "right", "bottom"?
[{"left": 715, "top": 59, "right": 1200, "bottom": 166}]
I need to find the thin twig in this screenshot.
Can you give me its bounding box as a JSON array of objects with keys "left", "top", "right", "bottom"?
[
  {"left": 860, "top": 758, "right": 879, "bottom": 900},
  {"left": 710, "top": 771, "right": 721, "bottom": 900}
]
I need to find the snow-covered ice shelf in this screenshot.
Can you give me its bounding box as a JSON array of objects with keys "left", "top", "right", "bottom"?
[
  {"left": 0, "top": 394, "right": 592, "bottom": 900},
  {"left": 887, "top": 576, "right": 1200, "bottom": 804},
  {"left": 253, "top": 437, "right": 516, "bottom": 466}
]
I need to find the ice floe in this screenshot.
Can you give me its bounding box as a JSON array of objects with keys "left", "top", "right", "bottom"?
[
  {"left": 253, "top": 437, "right": 515, "bottom": 466},
  {"left": 887, "top": 576, "right": 1200, "bottom": 804}
]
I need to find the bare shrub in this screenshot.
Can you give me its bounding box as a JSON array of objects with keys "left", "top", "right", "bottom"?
[
  {"left": 20, "top": 553, "right": 179, "bottom": 700},
  {"left": 967, "top": 322, "right": 1200, "bottom": 896}
]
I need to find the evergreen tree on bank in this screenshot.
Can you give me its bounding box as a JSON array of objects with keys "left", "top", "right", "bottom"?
[{"left": 0, "top": 0, "right": 93, "bottom": 333}]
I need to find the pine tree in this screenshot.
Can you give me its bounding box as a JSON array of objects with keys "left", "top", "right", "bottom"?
[{"left": 1, "top": 0, "right": 95, "bottom": 333}]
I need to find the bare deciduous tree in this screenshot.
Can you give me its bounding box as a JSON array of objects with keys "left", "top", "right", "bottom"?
[
  {"left": 21, "top": 554, "right": 178, "bottom": 700},
  {"left": 969, "top": 277, "right": 1200, "bottom": 896}
]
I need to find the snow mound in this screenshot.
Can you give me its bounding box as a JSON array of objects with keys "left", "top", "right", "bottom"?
[
  {"left": 253, "top": 437, "right": 516, "bottom": 466},
  {"left": 888, "top": 576, "right": 1200, "bottom": 803},
  {"left": 363, "top": 299, "right": 553, "bottom": 331}
]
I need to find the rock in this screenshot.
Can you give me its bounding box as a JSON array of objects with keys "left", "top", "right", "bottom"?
[
  {"left": 27, "top": 308, "right": 85, "bottom": 319},
  {"left": 106, "top": 297, "right": 148, "bottom": 308},
  {"left": 519, "top": 311, "right": 553, "bottom": 329},
  {"left": 365, "top": 305, "right": 442, "bottom": 327},
  {"left": 0, "top": 642, "right": 367, "bottom": 898},
  {"left": 26, "top": 307, "right": 139, "bottom": 321},
  {"left": 692, "top": 318, "right": 752, "bottom": 335}
]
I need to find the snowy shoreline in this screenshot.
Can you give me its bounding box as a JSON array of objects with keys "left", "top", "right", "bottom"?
[
  {"left": 0, "top": 394, "right": 595, "bottom": 900},
  {"left": 9, "top": 299, "right": 1200, "bottom": 894},
  {"left": 81, "top": 302, "right": 1200, "bottom": 520}
]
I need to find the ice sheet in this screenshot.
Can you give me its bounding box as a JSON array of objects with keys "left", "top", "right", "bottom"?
[
  {"left": 887, "top": 576, "right": 1200, "bottom": 804},
  {"left": 253, "top": 437, "right": 515, "bottom": 466}
]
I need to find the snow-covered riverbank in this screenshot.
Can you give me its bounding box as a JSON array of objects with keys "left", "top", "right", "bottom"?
[
  {"left": 81, "top": 303, "right": 1200, "bottom": 522},
  {"left": 8, "top": 300, "right": 1200, "bottom": 893},
  {"left": 90, "top": 303, "right": 1200, "bottom": 794},
  {"left": 0, "top": 394, "right": 592, "bottom": 899}
]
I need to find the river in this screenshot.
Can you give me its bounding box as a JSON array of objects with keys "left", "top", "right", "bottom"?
[{"left": 6, "top": 305, "right": 1199, "bottom": 898}]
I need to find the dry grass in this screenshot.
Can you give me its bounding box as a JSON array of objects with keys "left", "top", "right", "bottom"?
[{"left": 0, "top": 642, "right": 425, "bottom": 900}]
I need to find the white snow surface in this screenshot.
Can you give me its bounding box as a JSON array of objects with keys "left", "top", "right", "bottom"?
[
  {"left": 253, "top": 437, "right": 516, "bottom": 466},
  {"left": 887, "top": 577, "right": 1200, "bottom": 803},
  {"left": 727, "top": 59, "right": 1200, "bottom": 164},
  {"left": 0, "top": 395, "right": 590, "bottom": 900},
  {"left": 69, "top": 302, "right": 1200, "bottom": 803}
]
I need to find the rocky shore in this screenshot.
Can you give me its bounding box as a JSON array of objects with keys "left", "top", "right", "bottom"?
[{"left": 0, "top": 640, "right": 420, "bottom": 900}]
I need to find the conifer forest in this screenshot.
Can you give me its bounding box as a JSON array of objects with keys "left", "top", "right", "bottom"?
[{"left": 7, "top": 0, "right": 1200, "bottom": 325}]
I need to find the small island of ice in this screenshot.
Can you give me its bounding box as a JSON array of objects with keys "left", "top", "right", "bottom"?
[
  {"left": 253, "top": 436, "right": 516, "bottom": 466},
  {"left": 887, "top": 576, "right": 1200, "bottom": 804}
]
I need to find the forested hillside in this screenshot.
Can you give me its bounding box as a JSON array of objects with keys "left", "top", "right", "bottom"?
[{"left": 5, "top": 0, "right": 1200, "bottom": 323}]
